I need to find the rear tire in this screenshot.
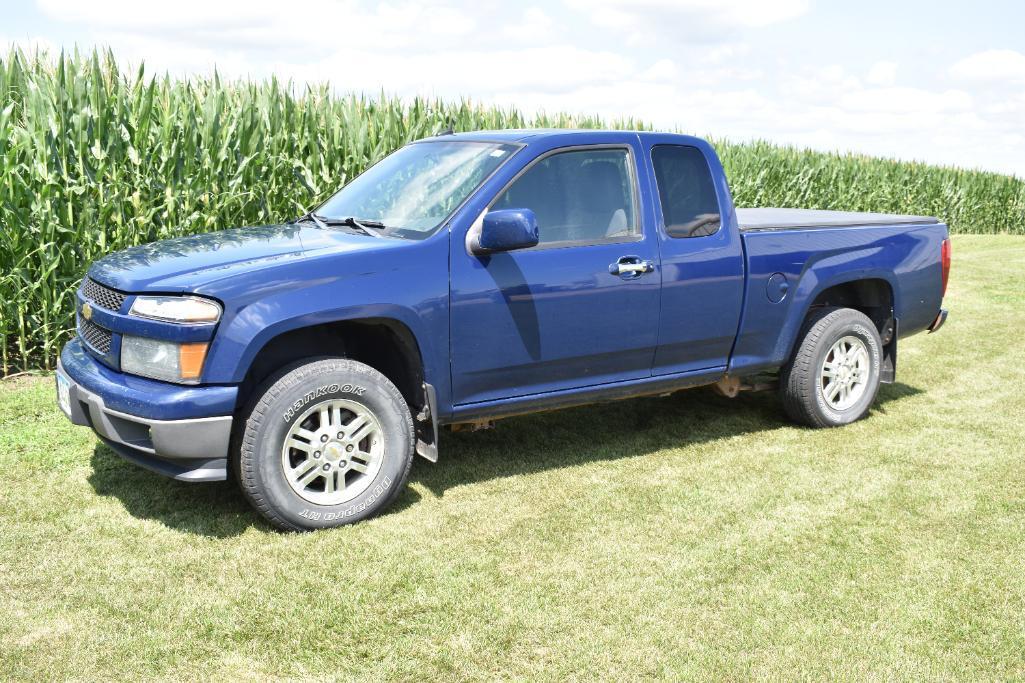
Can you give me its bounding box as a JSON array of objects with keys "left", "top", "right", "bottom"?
[
  {"left": 780, "top": 307, "right": 882, "bottom": 428},
  {"left": 237, "top": 358, "right": 414, "bottom": 531}
]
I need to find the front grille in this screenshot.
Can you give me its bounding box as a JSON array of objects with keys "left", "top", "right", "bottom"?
[
  {"left": 81, "top": 278, "right": 127, "bottom": 312},
  {"left": 78, "top": 317, "right": 113, "bottom": 354}
]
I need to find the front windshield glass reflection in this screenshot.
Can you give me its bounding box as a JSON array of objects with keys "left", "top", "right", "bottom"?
[{"left": 317, "top": 140, "right": 519, "bottom": 238}]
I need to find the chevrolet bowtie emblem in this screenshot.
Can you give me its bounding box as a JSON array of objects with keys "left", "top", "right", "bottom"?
[{"left": 82, "top": 303, "right": 93, "bottom": 320}]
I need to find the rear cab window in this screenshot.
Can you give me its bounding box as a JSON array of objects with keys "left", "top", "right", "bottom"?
[{"left": 650, "top": 145, "right": 721, "bottom": 238}]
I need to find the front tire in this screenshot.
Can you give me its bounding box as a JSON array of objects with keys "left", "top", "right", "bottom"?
[
  {"left": 780, "top": 307, "right": 883, "bottom": 428},
  {"left": 237, "top": 358, "right": 414, "bottom": 531}
]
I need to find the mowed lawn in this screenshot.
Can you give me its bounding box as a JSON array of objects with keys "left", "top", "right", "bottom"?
[{"left": 2, "top": 235, "right": 1024, "bottom": 681}]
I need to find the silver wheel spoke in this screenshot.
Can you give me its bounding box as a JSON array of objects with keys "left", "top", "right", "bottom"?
[
  {"left": 825, "top": 380, "right": 842, "bottom": 400},
  {"left": 349, "top": 422, "right": 374, "bottom": 445},
  {"left": 344, "top": 413, "right": 370, "bottom": 438},
  {"left": 287, "top": 438, "right": 314, "bottom": 453},
  {"left": 292, "top": 458, "right": 319, "bottom": 479},
  {"left": 296, "top": 466, "right": 322, "bottom": 488}
]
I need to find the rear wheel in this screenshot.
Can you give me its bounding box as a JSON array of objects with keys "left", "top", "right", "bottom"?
[
  {"left": 780, "top": 307, "right": 882, "bottom": 428},
  {"left": 237, "top": 358, "right": 414, "bottom": 531}
]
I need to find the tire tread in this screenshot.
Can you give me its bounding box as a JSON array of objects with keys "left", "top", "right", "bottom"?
[
  {"left": 780, "top": 306, "right": 879, "bottom": 428},
  {"left": 237, "top": 358, "right": 414, "bottom": 531}
]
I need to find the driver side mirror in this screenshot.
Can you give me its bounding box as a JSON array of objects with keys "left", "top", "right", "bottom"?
[{"left": 470, "top": 209, "right": 539, "bottom": 255}]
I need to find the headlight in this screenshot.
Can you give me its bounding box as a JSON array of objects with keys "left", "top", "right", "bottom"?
[
  {"left": 129, "top": 296, "right": 221, "bottom": 323},
  {"left": 121, "top": 336, "right": 210, "bottom": 383}
]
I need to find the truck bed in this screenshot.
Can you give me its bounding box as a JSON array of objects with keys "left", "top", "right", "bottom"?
[
  {"left": 729, "top": 213, "right": 948, "bottom": 377},
  {"left": 736, "top": 208, "right": 939, "bottom": 232}
]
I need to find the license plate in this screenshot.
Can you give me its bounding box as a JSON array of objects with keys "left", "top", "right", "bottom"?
[{"left": 56, "top": 371, "right": 71, "bottom": 416}]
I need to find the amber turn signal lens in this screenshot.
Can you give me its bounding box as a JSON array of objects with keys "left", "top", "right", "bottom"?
[{"left": 178, "top": 342, "right": 209, "bottom": 381}]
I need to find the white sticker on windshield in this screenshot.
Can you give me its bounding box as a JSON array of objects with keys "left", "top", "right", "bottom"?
[{"left": 489, "top": 149, "right": 507, "bottom": 157}]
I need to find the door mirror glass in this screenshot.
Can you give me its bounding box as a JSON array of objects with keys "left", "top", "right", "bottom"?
[{"left": 471, "top": 209, "right": 540, "bottom": 254}]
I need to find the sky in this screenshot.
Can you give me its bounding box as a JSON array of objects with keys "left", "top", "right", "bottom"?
[{"left": 4, "top": 0, "right": 1024, "bottom": 177}]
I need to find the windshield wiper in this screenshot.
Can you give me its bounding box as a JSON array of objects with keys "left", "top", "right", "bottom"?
[
  {"left": 294, "top": 213, "right": 390, "bottom": 237},
  {"left": 293, "top": 211, "right": 329, "bottom": 230},
  {"left": 328, "top": 216, "right": 388, "bottom": 238}
]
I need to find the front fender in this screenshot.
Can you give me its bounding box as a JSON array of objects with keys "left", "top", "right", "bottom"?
[
  {"left": 215, "top": 302, "right": 439, "bottom": 384},
  {"left": 197, "top": 236, "right": 451, "bottom": 407}
]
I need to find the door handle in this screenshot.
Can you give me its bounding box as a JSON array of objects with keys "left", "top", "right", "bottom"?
[{"left": 609, "top": 256, "right": 654, "bottom": 278}]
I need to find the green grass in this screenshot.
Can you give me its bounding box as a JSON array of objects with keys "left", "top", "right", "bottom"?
[
  {"left": 1, "top": 235, "right": 1023, "bottom": 680},
  {"left": 3, "top": 47, "right": 1025, "bottom": 374}
]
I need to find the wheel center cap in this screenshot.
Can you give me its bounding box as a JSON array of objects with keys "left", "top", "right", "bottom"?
[{"left": 323, "top": 442, "right": 345, "bottom": 462}]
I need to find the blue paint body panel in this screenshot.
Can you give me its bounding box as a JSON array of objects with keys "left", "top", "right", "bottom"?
[
  {"left": 730, "top": 223, "right": 945, "bottom": 375},
  {"left": 643, "top": 133, "right": 746, "bottom": 376},
  {"left": 60, "top": 129, "right": 949, "bottom": 436},
  {"left": 449, "top": 131, "right": 662, "bottom": 405},
  {"left": 61, "top": 340, "right": 237, "bottom": 419}
]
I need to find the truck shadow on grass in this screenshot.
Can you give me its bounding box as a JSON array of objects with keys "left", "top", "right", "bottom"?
[{"left": 87, "top": 382, "right": 922, "bottom": 537}]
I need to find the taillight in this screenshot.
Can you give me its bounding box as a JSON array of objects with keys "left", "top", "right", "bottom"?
[{"left": 940, "top": 238, "right": 951, "bottom": 297}]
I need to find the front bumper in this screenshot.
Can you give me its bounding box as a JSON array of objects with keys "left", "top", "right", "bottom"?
[{"left": 58, "top": 340, "right": 236, "bottom": 482}]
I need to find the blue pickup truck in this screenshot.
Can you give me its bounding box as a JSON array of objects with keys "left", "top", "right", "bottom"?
[{"left": 56, "top": 129, "right": 950, "bottom": 530}]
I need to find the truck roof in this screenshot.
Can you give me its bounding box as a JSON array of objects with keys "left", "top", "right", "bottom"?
[{"left": 419, "top": 129, "right": 701, "bottom": 145}]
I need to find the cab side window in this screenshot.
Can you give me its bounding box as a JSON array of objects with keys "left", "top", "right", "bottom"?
[
  {"left": 650, "top": 145, "right": 721, "bottom": 238},
  {"left": 492, "top": 148, "right": 638, "bottom": 246}
]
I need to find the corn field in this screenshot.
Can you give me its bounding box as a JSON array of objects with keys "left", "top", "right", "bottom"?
[{"left": 2, "top": 48, "right": 1024, "bottom": 374}]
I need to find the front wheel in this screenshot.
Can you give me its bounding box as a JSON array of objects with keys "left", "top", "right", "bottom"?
[
  {"left": 237, "top": 358, "right": 414, "bottom": 531},
  {"left": 780, "top": 307, "right": 883, "bottom": 428}
]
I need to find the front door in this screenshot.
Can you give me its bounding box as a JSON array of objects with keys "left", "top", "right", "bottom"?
[{"left": 450, "top": 144, "right": 661, "bottom": 405}]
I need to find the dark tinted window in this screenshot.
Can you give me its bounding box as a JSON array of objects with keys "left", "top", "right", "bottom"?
[
  {"left": 493, "top": 148, "right": 637, "bottom": 245},
  {"left": 651, "top": 145, "right": 721, "bottom": 238}
]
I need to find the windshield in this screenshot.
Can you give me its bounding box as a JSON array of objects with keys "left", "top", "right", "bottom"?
[{"left": 317, "top": 140, "right": 520, "bottom": 238}]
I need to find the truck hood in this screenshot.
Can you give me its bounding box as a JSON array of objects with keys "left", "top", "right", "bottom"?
[{"left": 88, "top": 224, "right": 387, "bottom": 293}]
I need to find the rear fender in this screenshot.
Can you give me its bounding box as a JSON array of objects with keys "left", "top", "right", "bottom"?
[{"left": 778, "top": 264, "right": 899, "bottom": 368}]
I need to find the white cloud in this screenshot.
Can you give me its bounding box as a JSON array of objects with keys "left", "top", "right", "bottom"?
[
  {"left": 505, "top": 7, "right": 553, "bottom": 41},
  {"left": 567, "top": 0, "right": 808, "bottom": 45},
  {"left": 950, "top": 49, "right": 1025, "bottom": 83},
  {"left": 573, "top": 0, "right": 809, "bottom": 31},
  {"left": 19, "top": 0, "right": 1025, "bottom": 176},
  {"left": 701, "top": 42, "right": 752, "bottom": 65},
  {"left": 639, "top": 59, "right": 678, "bottom": 82},
  {"left": 839, "top": 87, "right": 972, "bottom": 114},
  {"left": 866, "top": 61, "right": 898, "bottom": 86},
  {"left": 298, "top": 45, "right": 637, "bottom": 94},
  {"left": 3, "top": 37, "right": 53, "bottom": 56},
  {"left": 37, "top": 0, "right": 477, "bottom": 49}
]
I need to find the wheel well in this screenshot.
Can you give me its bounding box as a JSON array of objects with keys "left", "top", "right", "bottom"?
[
  {"left": 809, "top": 279, "right": 894, "bottom": 338},
  {"left": 236, "top": 319, "right": 426, "bottom": 415},
  {"left": 808, "top": 278, "right": 897, "bottom": 382}
]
